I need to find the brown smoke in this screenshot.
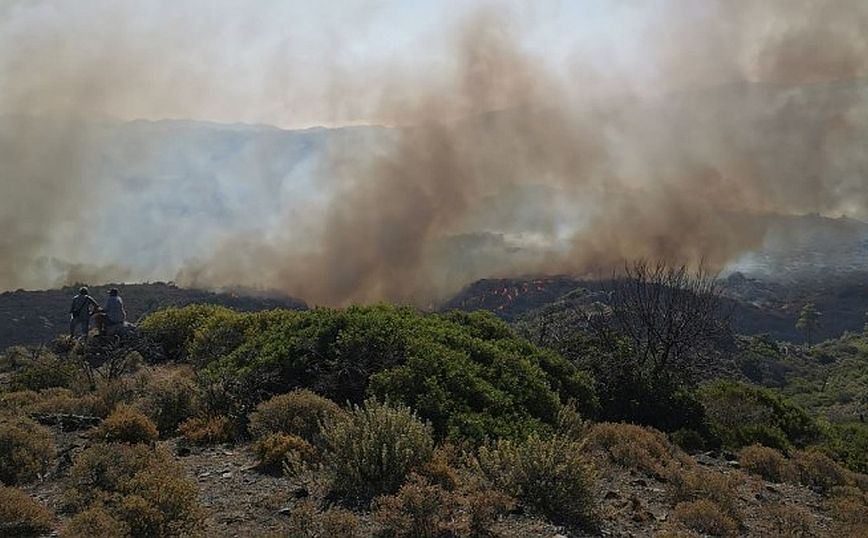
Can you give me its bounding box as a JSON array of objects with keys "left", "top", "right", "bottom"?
[{"left": 4, "top": 1, "right": 868, "bottom": 304}]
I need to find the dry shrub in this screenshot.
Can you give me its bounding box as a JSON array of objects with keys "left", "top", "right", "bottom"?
[
  {"left": 135, "top": 368, "right": 199, "bottom": 435},
  {"left": 476, "top": 434, "right": 594, "bottom": 526},
  {"left": 766, "top": 503, "right": 815, "bottom": 538},
  {"left": 667, "top": 467, "right": 742, "bottom": 520},
  {"left": 178, "top": 416, "right": 233, "bottom": 445},
  {"left": 253, "top": 433, "right": 318, "bottom": 473},
  {"left": 0, "top": 390, "right": 40, "bottom": 415},
  {"left": 373, "top": 474, "right": 513, "bottom": 538},
  {"left": 737, "top": 444, "right": 793, "bottom": 483},
  {"left": 323, "top": 399, "right": 434, "bottom": 501},
  {"left": 94, "top": 405, "right": 158, "bottom": 444},
  {"left": 419, "top": 445, "right": 461, "bottom": 490},
  {"left": 281, "top": 500, "right": 361, "bottom": 538},
  {"left": 28, "top": 389, "right": 107, "bottom": 417},
  {"left": 0, "top": 486, "right": 54, "bottom": 536},
  {"left": 248, "top": 389, "right": 342, "bottom": 445},
  {"left": 0, "top": 416, "right": 55, "bottom": 485},
  {"left": 671, "top": 499, "right": 739, "bottom": 537},
  {"left": 582, "top": 422, "right": 686, "bottom": 478},
  {"left": 790, "top": 449, "right": 853, "bottom": 494},
  {"left": 65, "top": 443, "right": 203, "bottom": 538},
  {"left": 61, "top": 506, "right": 129, "bottom": 538}
]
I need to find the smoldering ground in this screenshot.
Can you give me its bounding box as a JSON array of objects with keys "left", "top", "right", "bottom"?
[{"left": 2, "top": 1, "right": 868, "bottom": 304}]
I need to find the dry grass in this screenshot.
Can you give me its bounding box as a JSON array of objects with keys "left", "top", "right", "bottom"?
[
  {"left": 0, "top": 416, "right": 55, "bottom": 485},
  {"left": 671, "top": 499, "right": 739, "bottom": 537},
  {"left": 476, "top": 434, "right": 594, "bottom": 526},
  {"left": 581, "top": 422, "right": 687, "bottom": 478},
  {"left": 0, "top": 486, "right": 54, "bottom": 536},
  {"left": 61, "top": 506, "right": 129, "bottom": 538},
  {"left": 178, "top": 416, "right": 233, "bottom": 445},
  {"left": 667, "top": 466, "right": 743, "bottom": 520},
  {"left": 280, "top": 500, "right": 361, "bottom": 538},
  {"left": 248, "top": 389, "right": 342, "bottom": 445},
  {"left": 253, "top": 433, "right": 318, "bottom": 474},
  {"left": 790, "top": 449, "right": 853, "bottom": 493},
  {"left": 766, "top": 503, "right": 816, "bottom": 537},
  {"left": 738, "top": 444, "right": 793, "bottom": 483},
  {"left": 93, "top": 404, "right": 158, "bottom": 444}
]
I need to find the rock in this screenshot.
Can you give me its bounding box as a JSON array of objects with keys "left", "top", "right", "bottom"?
[
  {"left": 176, "top": 446, "right": 191, "bottom": 457},
  {"left": 604, "top": 490, "right": 621, "bottom": 500},
  {"left": 278, "top": 507, "right": 292, "bottom": 516},
  {"left": 221, "top": 471, "right": 233, "bottom": 479},
  {"left": 293, "top": 486, "right": 309, "bottom": 499},
  {"left": 630, "top": 479, "right": 648, "bottom": 487}
]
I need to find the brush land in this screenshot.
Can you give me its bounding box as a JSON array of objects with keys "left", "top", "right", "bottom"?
[{"left": 2, "top": 269, "right": 868, "bottom": 537}]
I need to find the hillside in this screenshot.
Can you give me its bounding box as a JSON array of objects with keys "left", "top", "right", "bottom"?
[
  {"left": 2, "top": 303, "right": 867, "bottom": 537},
  {"left": 0, "top": 283, "right": 305, "bottom": 350}
]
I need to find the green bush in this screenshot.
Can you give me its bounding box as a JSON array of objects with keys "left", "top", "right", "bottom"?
[
  {"left": 323, "top": 399, "right": 434, "bottom": 502},
  {"left": 699, "top": 381, "right": 820, "bottom": 452},
  {"left": 65, "top": 443, "right": 203, "bottom": 537},
  {"left": 94, "top": 405, "right": 158, "bottom": 444},
  {"left": 140, "top": 304, "right": 236, "bottom": 362},
  {"left": 0, "top": 417, "right": 55, "bottom": 485},
  {"left": 247, "top": 389, "right": 341, "bottom": 444},
  {"left": 476, "top": 434, "right": 595, "bottom": 526},
  {"left": 0, "top": 486, "right": 54, "bottom": 536},
  {"left": 823, "top": 421, "right": 868, "bottom": 475},
  {"left": 189, "top": 305, "right": 596, "bottom": 443}
]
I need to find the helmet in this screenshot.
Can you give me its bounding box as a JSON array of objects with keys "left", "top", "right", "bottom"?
[{"left": 79, "top": 287, "right": 89, "bottom": 295}]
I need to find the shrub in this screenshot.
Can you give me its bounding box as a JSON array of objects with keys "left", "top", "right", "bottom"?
[
  {"left": 0, "top": 417, "right": 55, "bottom": 485},
  {"left": 671, "top": 499, "right": 738, "bottom": 537},
  {"left": 135, "top": 369, "right": 199, "bottom": 435},
  {"left": 823, "top": 421, "right": 868, "bottom": 474},
  {"left": 140, "top": 304, "right": 236, "bottom": 361},
  {"left": 253, "top": 433, "right": 318, "bottom": 473},
  {"left": 372, "top": 474, "right": 513, "bottom": 538},
  {"left": 667, "top": 467, "right": 742, "bottom": 519},
  {"left": 61, "top": 507, "right": 129, "bottom": 538},
  {"left": 828, "top": 496, "right": 868, "bottom": 537},
  {"left": 737, "top": 444, "right": 792, "bottom": 483},
  {"left": 282, "top": 500, "right": 361, "bottom": 538},
  {"left": 197, "top": 305, "right": 597, "bottom": 444},
  {"left": 323, "top": 399, "right": 434, "bottom": 501},
  {"left": 178, "top": 416, "right": 233, "bottom": 445},
  {"left": 582, "top": 422, "right": 687, "bottom": 478},
  {"left": 27, "top": 389, "right": 107, "bottom": 417},
  {"left": 11, "top": 355, "right": 81, "bottom": 391},
  {"left": 248, "top": 389, "right": 341, "bottom": 445},
  {"left": 699, "top": 381, "right": 819, "bottom": 452},
  {"left": 94, "top": 405, "right": 158, "bottom": 444},
  {"left": 767, "top": 503, "right": 816, "bottom": 537},
  {"left": 475, "top": 434, "right": 594, "bottom": 526},
  {"left": 790, "top": 449, "right": 853, "bottom": 493},
  {"left": 0, "top": 486, "right": 54, "bottom": 536},
  {"left": 65, "top": 444, "right": 203, "bottom": 537}
]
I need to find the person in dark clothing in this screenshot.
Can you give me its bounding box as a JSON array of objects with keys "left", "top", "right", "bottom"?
[{"left": 69, "top": 287, "right": 99, "bottom": 338}]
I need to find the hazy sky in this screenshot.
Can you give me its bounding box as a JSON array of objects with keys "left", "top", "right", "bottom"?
[{"left": 0, "top": 0, "right": 657, "bottom": 128}]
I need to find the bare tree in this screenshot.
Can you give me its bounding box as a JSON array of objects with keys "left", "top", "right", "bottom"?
[{"left": 590, "top": 260, "right": 732, "bottom": 383}]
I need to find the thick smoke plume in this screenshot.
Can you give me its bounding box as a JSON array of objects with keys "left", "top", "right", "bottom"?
[{"left": 3, "top": 1, "right": 868, "bottom": 304}]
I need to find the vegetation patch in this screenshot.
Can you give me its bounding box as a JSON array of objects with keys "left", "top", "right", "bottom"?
[
  {"left": 0, "top": 486, "right": 54, "bottom": 537},
  {"left": 94, "top": 405, "right": 159, "bottom": 444},
  {"left": 248, "top": 389, "right": 341, "bottom": 445},
  {"left": 582, "top": 422, "right": 687, "bottom": 478},
  {"left": 323, "top": 399, "right": 434, "bottom": 502},
  {"left": 0, "top": 416, "right": 55, "bottom": 485}
]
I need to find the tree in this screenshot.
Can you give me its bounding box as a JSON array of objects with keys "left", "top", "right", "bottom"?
[
  {"left": 796, "top": 303, "right": 820, "bottom": 345},
  {"left": 590, "top": 260, "right": 733, "bottom": 384}
]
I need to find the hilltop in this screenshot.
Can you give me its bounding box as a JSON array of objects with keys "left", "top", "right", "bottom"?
[{"left": 0, "top": 283, "right": 305, "bottom": 350}]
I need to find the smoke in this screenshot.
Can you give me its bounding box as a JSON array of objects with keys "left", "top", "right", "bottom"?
[{"left": 3, "top": 1, "right": 868, "bottom": 303}]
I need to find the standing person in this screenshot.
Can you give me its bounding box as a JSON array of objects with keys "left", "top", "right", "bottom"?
[
  {"left": 103, "top": 288, "right": 127, "bottom": 335},
  {"left": 69, "top": 287, "right": 99, "bottom": 338}
]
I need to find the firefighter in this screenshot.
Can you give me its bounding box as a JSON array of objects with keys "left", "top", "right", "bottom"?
[{"left": 69, "top": 287, "right": 99, "bottom": 338}]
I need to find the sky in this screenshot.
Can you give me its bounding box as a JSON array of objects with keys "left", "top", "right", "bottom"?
[{"left": 0, "top": 0, "right": 654, "bottom": 128}]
